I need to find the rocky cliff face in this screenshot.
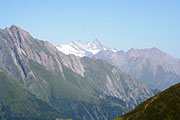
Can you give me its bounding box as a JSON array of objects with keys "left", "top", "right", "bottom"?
[
  {"left": 95, "top": 48, "right": 180, "bottom": 90},
  {"left": 80, "top": 57, "right": 152, "bottom": 107},
  {"left": 0, "top": 25, "right": 153, "bottom": 119},
  {"left": 57, "top": 40, "right": 180, "bottom": 90}
]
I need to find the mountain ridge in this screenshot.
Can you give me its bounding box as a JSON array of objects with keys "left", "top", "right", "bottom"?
[
  {"left": 95, "top": 46, "right": 180, "bottom": 90},
  {"left": 56, "top": 39, "right": 117, "bottom": 57},
  {"left": 0, "top": 25, "right": 153, "bottom": 119},
  {"left": 57, "top": 40, "right": 180, "bottom": 90}
]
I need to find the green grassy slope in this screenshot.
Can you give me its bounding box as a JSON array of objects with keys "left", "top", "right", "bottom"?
[
  {"left": 0, "top": 70, "right": 71, "bottom": 120},
  {"left": 114, "top": 82, "right": 180, "bottom": 120}
]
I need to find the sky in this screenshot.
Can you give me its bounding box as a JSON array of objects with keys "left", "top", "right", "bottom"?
[{"left": 0, "top": 0, "right": 180, "bottom": 58}]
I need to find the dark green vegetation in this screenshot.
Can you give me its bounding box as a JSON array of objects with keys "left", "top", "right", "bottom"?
[
  {"left": 114, "top": 82, "right": 180, "bottom": 120},
  {"left": 0, "top": 25, "right": 153, "bottom": 119},
  {"left": 0, "top": 70, "right": 71, "bottom": 120}
]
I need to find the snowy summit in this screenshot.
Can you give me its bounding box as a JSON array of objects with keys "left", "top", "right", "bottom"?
[{"left": 56, "top": 39, "right": 117, "bottom": 57}]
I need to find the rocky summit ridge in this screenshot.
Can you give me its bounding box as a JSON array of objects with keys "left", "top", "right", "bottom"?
[
  {"left": 57, "top": 39, "right": 180, "bottom": 90},
  {"left": 0, "top": 25, "right": 153, "bottom": 120},
  {"left": 57, "top": 39, "right": 117, "bottom": 57}
]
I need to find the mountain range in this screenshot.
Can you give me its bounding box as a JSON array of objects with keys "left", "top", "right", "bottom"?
[
  {"left": 0, "top": 25, "right": 154, "bottom": 120},
  {"left": 57, "top": 39, "right": 117, "bottom": 57},
  {"left": 57, "top": 40, "right": 180, "bottom": 90}
]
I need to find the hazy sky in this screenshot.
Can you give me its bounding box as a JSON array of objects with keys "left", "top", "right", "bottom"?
[{"left": 0, "top": 0, "right": 180, "bottom": 58}]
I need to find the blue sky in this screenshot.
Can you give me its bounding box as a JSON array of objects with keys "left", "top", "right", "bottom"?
[{"left": 0, "top": 0, "right": 180, "bottom": 58}]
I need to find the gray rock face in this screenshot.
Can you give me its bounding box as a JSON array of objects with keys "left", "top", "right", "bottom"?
[
  {"left": 95, "top": 48, "right": 180, "bottom": 90},
  {"left": 0, "top": 25, "right": 153, "bottom": 119},
  {"left": 57, "top": 40, "right": 180, "bottom": 90},
  {"left": 0, "top": 25, "right": 64, "bottom": 82},
  {"left": 81, "top": 57, "right": 153, "bottom": 107}
]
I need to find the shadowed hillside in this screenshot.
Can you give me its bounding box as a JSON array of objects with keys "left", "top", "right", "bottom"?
[{"left": 114, "top": 82, "right": 180, "bottom": 120}]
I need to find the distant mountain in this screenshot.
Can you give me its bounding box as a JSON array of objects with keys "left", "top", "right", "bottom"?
[
  {"left": 95, "top": 48, "right": 180, "bottom": 90},
  {"left": 58, "top": 40, "right": 180, "bottom": 90},
  {"left": 0, "top": 69, "right": 71, "bottom": 120},
  {"left": 114, "top": 82, "right": 180, "bottom": 120},
  {"left": 0, "top": 25, "right": 153, "bottom": 120},
  {"left": 56, "top": 39, "right": 117, "bottom": 57}
]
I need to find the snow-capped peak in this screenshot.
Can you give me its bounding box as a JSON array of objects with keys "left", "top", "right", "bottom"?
[
  {"left": 87, "top": 39, "right": 106, "bottom": 50},
  {"left": 56, "top": 39, "right": 117, "bottom": 57}
]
